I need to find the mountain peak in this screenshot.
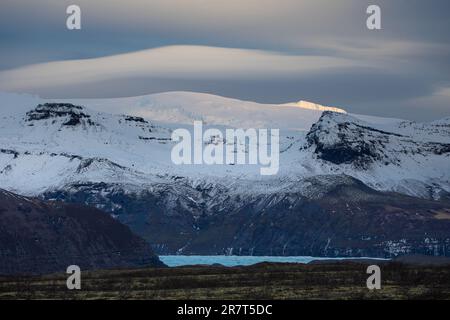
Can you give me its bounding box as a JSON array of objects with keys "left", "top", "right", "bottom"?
[{"left": 306, "top": 111, "right": 402, "bottom": 168}]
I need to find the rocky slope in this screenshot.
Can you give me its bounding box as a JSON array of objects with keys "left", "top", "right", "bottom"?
[
  {"left": 44, "top": 175, "right": 450, "bottom": 258},
  {"left": 0, "top": 189, "right": 164, "bottom": 275}
]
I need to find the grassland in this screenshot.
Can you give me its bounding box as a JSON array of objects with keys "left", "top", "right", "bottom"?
[{"left": 0, "top": 262, "right": 449, "bottom": 300}]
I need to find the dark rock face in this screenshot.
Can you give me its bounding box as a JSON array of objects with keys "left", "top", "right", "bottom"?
[
  {"left": 0, "top": 189, "right": 164, "bottom": 275},
  {"left": 43, "top": 176, "right": 450, "bottom": 258},
  {"left": 124, "top": 116, "right": 148, "bottom": 124},
  {"left": 26, "top": 103, "right": 95, "bottom": 126},
  {"left": 44, "top": 183, "right": 203, "bottom": 255},
  {"left": 306, "top": 111, "right": 450, "bottom": 168},
  {"left": 306, "top": 112, "right": 399, "bottom": 168}
]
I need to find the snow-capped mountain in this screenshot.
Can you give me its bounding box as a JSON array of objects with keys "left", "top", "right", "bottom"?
[
  {"left": 62, "top": 91, "right": 347, "bottom": 130},
  {"left": 0, "top": 91, "right": 449, "bottom": 257},
  {"left": 1, "top": 91, "right": 448, "bottom": 198}
]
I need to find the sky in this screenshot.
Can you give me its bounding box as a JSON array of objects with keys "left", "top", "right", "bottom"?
[{"left": 0, "top": 0, "right": 449, "bottom": 121}]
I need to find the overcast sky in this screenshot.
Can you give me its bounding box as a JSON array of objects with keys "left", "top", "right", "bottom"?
[{"left": 0, "top": 0, "right": 449, "bottom": 121}]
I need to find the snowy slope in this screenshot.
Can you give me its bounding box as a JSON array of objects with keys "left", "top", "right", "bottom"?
[
  {"left": 0, "top": 91, "right": 449, "bottom": 200},
  {"left": 62, "top": 91, "right": 346, "bottom": 131}
]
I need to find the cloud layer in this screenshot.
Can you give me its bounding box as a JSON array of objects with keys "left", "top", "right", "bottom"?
[
  {"left": 0, "top": 0, "right": 449, "bottom": 120},
  {"left": 0, "top": 45, "right": 366, "bottom": 91}
]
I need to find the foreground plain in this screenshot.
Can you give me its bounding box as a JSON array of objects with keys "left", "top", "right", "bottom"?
[{"left": 1, "top": 261, "right": 450, "bottom": 300}]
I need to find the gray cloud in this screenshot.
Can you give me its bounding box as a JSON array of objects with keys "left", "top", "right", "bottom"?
[
  {"left": 0, "top": 0, "right": 449, "bottom": 120},
  {"left": 0, "top": 45, "right": 367, "bottom": 91}
]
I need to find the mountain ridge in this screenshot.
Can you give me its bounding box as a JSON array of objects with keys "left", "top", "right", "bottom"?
[{"left": 0, "top": 91, "right": 449, "bottom": 257}]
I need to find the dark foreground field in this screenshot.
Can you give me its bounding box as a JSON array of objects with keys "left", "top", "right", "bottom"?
[{"left": 1, "top": 261, "right": 450, "bottom": 300}]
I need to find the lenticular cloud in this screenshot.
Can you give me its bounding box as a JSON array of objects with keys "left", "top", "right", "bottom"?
[{"left": 0, "top": 45, "right": 362, "bottom": 92}]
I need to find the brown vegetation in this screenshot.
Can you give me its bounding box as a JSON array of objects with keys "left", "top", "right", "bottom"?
[{"left": 1, "top": 262, "right": 449, "bottom": 300}]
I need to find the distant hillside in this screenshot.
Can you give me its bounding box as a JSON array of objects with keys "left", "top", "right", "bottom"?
[{"left": 0, "top": 189, "right": 164, "bottom": 275}]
